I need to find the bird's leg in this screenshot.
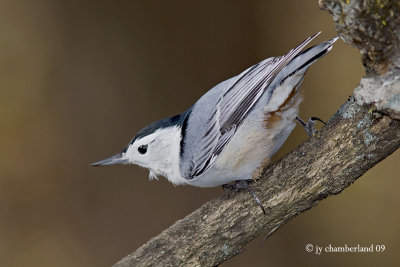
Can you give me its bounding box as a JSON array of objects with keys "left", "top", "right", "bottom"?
[
  {"left": 295, "top": 116, "right": 326, "bottom": 137},
  {"left": 222, "top": 180, "right": 266, "bottom": 215},
  {"left": 236, "top": 180, "right": 266, "bottom": 215}
]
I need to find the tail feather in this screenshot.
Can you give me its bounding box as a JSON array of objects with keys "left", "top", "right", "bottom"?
[
  {"left": 285, "top": 37, "right": 339, "bottom": 78},
  {"left": 267, "top": 36, "right": 338, "bottom": 93},
  {"left": 264, "top": 36, "right": 338, "bottom": 113}
]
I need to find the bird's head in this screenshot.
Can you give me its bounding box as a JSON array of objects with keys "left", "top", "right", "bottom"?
[{"left": 92, "top": 115, "right": 184, "bottom": 180}]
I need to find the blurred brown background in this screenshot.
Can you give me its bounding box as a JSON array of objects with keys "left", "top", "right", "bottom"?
[{"left": 0, "top": 0, "right": 399, "bottom": 266}]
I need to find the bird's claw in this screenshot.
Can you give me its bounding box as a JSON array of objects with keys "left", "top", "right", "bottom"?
[
  {"left": 296, "top": 116, "right": 326, "bottom": 137},
  {"left": 222, "top": 180, "right": 266, "bottom": 215}
]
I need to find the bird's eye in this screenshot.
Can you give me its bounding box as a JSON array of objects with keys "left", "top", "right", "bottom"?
[{"left": 138, "top": 145, "right": 148, "bottom": 155}]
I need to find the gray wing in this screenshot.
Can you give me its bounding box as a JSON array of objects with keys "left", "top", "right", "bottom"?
[{"left": 180, "top": 33, "right": 320, "bottom": 179}]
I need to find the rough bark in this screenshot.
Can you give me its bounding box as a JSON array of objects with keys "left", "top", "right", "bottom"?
[
  {"left": 320, "top": 0, "right": 400, "bottom": 119},
  {"left": 115, "top": 1, "right": 400, "bottom": 266}
]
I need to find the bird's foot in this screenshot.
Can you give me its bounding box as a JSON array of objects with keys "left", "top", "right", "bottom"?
[
  {"left": 295, "top": 116, "right": 326, "bottom": 137},
  {"left": 222, "top": 180, "right": 266, "bottom": 215}
]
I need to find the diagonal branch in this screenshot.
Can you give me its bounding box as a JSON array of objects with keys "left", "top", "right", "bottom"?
[{"left": 115, "top": 1, "right": 400, "bottom": 266}]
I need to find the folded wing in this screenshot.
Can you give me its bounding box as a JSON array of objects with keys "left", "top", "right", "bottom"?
[{"left": 180, "top": 33, "right": 321, "bottom": 179}]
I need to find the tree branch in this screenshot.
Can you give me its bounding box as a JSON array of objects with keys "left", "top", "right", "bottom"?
[{"left": 115, "top": 1, "right": 400, "bottom": 266}]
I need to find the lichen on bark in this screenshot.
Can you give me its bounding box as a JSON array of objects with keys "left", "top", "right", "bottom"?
[
  {"left": 320, "top": 0, "right": 400, "bottom": 119},
  {"left": 320, "top": 0, "right": 400, "bottom": 73}
]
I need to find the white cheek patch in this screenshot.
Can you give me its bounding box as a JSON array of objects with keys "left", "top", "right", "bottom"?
[{"left": 124, "top": 126, "right": 186, "bottom": 185}]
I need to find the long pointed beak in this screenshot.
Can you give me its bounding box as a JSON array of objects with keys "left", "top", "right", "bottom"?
[{"left": 91, "top": 153, "right": 129, "bottom": 166}]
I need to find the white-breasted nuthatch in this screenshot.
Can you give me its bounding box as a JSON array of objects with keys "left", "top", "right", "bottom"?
[{"left": 93, "top": 32, "right": 337, "bottom": 212}]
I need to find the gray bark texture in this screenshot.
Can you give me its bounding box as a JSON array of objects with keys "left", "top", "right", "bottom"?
[{"left": 115, "top": 1, "right": 400, "bottom": 266}]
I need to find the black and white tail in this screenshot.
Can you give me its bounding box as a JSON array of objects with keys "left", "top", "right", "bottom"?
[{"left": 282, "top": 35, "right": 339, "bottom": 78}]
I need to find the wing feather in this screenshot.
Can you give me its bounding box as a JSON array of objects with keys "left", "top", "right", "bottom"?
[{"left": 181, "top": 33, "right": 320, "bottom": 179}]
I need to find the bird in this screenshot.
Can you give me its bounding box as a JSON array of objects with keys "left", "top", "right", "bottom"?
[{"left": 92, "top": 32, "right": 338, "bottom": 212}]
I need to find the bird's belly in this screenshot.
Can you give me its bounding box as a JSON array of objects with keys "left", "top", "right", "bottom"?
[
  {"left": 186, "top": 123, "right": 276, "bottom": 187},
  {"left": 186, "top": 118, "right": 280, "bottom": 187},
  {"left": 186, "top": 89, "right": 302, "bottom": 188}
]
